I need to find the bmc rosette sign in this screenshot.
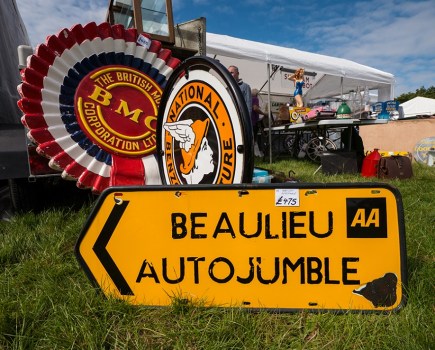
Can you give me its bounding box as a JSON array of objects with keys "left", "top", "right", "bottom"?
[{"left": 18, "top": 22, "right": 180, "bottom": 193}]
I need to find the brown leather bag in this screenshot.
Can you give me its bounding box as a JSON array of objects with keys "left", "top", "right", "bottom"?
[{"left": 377, "top": 155, "right": 413, "bottom": 179}]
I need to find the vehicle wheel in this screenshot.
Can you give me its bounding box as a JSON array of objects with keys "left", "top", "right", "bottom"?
[
  {"left": 8, "top": 178, "right": 39, "bottom": 212},
  {"left": 306, "top": 137, "right": 337, "bottom": 163},
  {"left": 8, "top": 178, "right": 95, "bottom": 213},
  {"left": 284, "top": 134, "right": 304, "bottom": 157}
]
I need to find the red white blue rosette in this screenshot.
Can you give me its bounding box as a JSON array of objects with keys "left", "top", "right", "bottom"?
[{"left": 17, "top": 22, "right": 180, "bottom": 193}]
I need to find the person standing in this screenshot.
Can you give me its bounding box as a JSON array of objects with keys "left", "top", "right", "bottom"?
[
  {"left": 251, "top": 88, "right": 267, "bottom": 157},
  {"left": 228, "top": 65, "right": 252, "bottom": 115},
  {"left": 289, "top": 67, "right": 305, "bottom": 107}
]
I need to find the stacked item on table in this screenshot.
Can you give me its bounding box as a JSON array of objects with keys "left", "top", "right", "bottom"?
[{"left": 303, "top": 105, "right": 336, "bottom": 121}]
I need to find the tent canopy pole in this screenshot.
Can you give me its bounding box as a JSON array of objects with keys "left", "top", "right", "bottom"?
[
  {"left": 259, "top": 64, "right": 280, "bottom": 93},
  {"left": 267, "top": 63, "right": 273, "bottom": 163}
]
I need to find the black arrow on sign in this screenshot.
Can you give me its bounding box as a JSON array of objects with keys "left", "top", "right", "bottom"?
[{"left": 93, "top": 200, "right": 134, "bottom": 296}]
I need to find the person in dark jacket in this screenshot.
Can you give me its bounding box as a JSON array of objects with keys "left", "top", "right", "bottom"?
[{"left": 228, "top": 65, "right": 252, "bottom": 115}]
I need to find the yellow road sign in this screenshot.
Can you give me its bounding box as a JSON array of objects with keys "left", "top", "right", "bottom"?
[{"left": 75, "top": 184, "right": 407, "bottom": 312}]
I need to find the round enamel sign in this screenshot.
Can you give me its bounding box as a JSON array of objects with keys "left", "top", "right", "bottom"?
[
  {"left": 157, "top": 56, "right": 254, "bottom": 185},
  {"left": 413, "top": 137, "right": 435, "bottom": 164}
]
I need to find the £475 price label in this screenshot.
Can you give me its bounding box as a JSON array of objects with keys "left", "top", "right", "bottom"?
[{"left": 275, "top": 189, "right": 299, "bottom": 207}]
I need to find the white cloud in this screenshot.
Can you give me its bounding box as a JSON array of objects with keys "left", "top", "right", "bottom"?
[
  {"left": 16, "top": 0, "right": 107, "bottom": 47},
  {"left": 289, "top": 0, "right": 435, "bottom": 95}
]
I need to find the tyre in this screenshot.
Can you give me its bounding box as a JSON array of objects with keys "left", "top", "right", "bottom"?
[
  {"left": 8, "top": 178, "right": 39, "bottom": 212},
  {"left": 284, "top": 134, "right": 304, "bottom": 157},
  {"left": 8, "top": 177, "right": 95, "bottom": 213},
  {"left": 306, "top": 137, "right": 337, "bottom": 163}
]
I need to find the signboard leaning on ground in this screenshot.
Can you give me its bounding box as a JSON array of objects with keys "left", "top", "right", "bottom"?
[{"left": 75, "top": 183, "right": 407, "bottom": 313}]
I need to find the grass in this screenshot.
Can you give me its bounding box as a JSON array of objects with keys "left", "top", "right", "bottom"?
[{"left": 1, "top": 159, "right": 434, "bottom": 349}]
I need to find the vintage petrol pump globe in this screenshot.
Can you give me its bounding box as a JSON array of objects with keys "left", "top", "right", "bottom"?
[{"left": 336, "top": 102, "right": 352, "bottom": 119}]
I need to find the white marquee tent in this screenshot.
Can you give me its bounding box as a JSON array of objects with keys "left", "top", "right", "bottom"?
[
  {"left": 206, "top": 33, "right": 397, "bottom": 161},
  {"left": 206, "top": 33, "right": 395, "bottom": 102},
  {"left": 399, "top": 96, "right": 435, "bottom": 119}
]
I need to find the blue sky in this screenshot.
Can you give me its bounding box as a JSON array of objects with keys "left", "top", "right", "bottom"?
[{"left": 16, "top": 0, "right": 435, "bottom": 97}]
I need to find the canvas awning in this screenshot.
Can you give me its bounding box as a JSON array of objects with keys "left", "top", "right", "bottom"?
[{"left": 206, "top": 33, "right": 395, "bottom": 101}]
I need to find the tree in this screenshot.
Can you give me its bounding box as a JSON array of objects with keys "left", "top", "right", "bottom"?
[{"left": 396, "top": 86, "right": 435, "bottom": 103}]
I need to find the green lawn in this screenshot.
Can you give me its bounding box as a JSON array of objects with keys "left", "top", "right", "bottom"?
[{"left": 1, "top": 159, "right": 434, "bottom": 349}]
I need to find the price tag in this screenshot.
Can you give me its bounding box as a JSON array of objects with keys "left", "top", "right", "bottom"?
[
  {"left": 137, "top": 34, "right": 151, "bottom": 48},
  {"left": 275, "top": 188, "right": 299, "bottom": 207}
]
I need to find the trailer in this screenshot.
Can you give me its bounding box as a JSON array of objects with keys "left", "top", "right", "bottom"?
[
  {"left": 0, "top": 0, "right": 206, "bottom": 215},
  {"left": 0, "top": 0, "right": 67, "bottom": 214}
]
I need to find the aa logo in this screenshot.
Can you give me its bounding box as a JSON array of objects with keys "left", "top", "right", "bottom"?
[{"left": 346, "top": 198, "right": 387, "bottom": 238}]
